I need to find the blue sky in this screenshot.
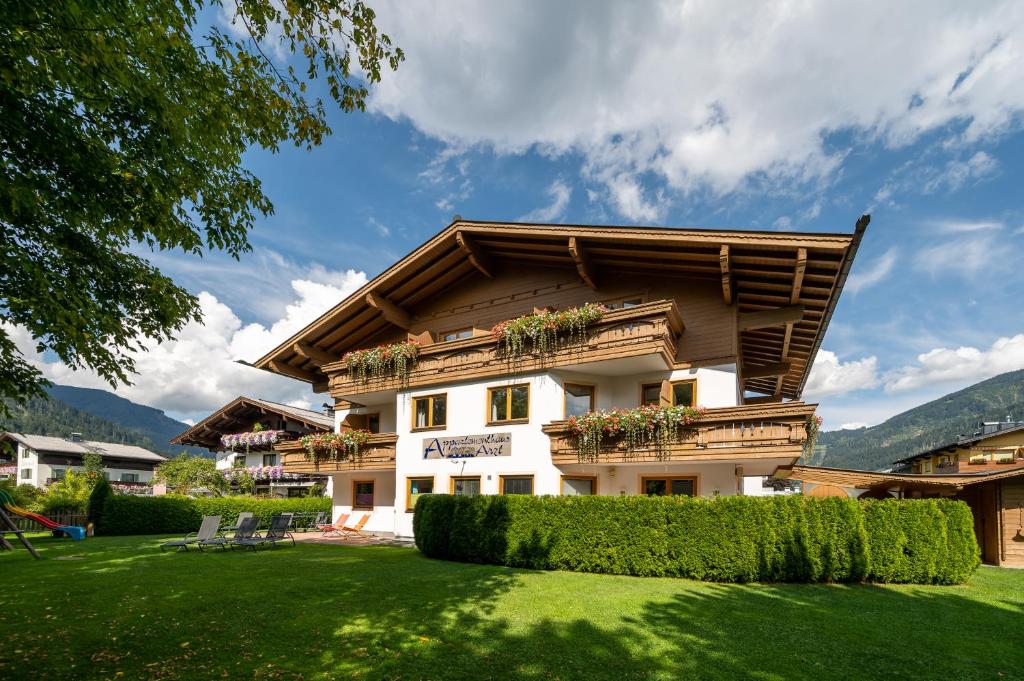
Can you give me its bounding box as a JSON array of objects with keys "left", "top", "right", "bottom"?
[{"left": 15, "top": 1, "right": 1024, "bottom": 428}]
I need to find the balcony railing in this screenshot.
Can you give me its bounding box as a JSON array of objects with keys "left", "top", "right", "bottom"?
[
  {"left": 277, "top": 433, "right": 398, "bottom": 473},
  {"left": 541, "top": 403, "right": 816, "bottom": 465},
  {"left": 322, "top": 300, "right": 683, "bottom": 396}
]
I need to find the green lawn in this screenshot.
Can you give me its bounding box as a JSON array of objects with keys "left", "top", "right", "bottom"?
[{"left": 1, "top": 535, "right": 1022, "bottom": 680}]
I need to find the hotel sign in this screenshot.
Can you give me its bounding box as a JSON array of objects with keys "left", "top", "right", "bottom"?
[{"left": 422, "top": 433, "right": 511, "bottom": 459}]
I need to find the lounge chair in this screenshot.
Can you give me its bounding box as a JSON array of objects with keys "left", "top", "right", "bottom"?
[
  {"left": 307, "top": 511, "right": 329, "bottom": 531},
  {"left": 317, "top": 513, "right": 350, "bottom": 537},
  {"left": 223, "top": 512, "right": 253, "bottom": 535},
  {"left": 229, "top": 516, "right": 263, "bottom": 551},
  {"left": 338, "top": 515, "right": 371, "bottom": 540},
  {"left": 262, "top": 514, "right": 296, "bottom": 548},
  {"left": 160, "top": 515, "right": 222, "bottom": 552}
]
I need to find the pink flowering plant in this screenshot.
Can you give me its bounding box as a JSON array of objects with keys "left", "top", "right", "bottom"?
[
  {"left": 566, "top": 404, "right": 707, "bottom": 462},
  {"left": 300, "top": 430, "right": 372, "bottom": 465},
  {"left": 492, "top": 302, "right": 607, "bottom": 359},
  {"left": 223, "top": 465, "right": 304, "bottom": 482},
  {"left": 220, "top": 428, "right": 285, "bottom": 452},
  {"left": 344, "top": 340, "right": 420, "bottom": 383}
]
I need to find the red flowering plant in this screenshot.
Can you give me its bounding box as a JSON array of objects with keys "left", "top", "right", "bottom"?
[
  {"left": 343, "top": 339, "right": 420, "bottom": 383},
  {"left": 566, "top": 404, "right": 707, "bottom": 462},
  {"left": 300, "top": 430, "right": 372, "bottom": 466},
  {"left": 492, "top": 302, "right": 607, "bottom": 360}
]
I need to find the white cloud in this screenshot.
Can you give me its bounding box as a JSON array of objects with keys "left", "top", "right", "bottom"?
[
  {"left": 913, "top": 234, "right": 1008, "bottom": 278},
  {"left": 922, "top": 151, "right": 999, "bottom": 193},
  {"left": 518, "top": 179, "right": 572, "bottom": 222},
  {"left": 838, "top": 422, "right": 869, "bottom": 431},
  {"left": 884, "top": 334, "right": 1024, "bottom": 393},
  {"left": 368, "top": 217, "right": 391, "bottom": 237},
  {"left": 846, "top": 247, "right": 898, "bottom": 294},
  {"left": 7, "top": 266, "right": 366, "bottom": 422},
  {"left": 369, "top": 1, "right": 1024, "bottom": 218},
  {"left": 930, "top": 218, "right": 1004, "bottom": 233},
  {"left": 804, "top": 351, "right": 881, "bottom": 399}
]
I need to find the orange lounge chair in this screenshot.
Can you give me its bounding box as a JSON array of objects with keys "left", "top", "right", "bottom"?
[
  {"left": 338, "top": 515, "right": 371, "bottom": 540},
  {"left": 318, "top": 513, "right": 350, "bottom": 537}
]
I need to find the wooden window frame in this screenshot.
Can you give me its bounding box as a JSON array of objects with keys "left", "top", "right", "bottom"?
[
  {"left": 487, "top": 384, "right": 531, "bottom": 425},
  {"left": 352, "top": 479, "right": 375, "bottom": 510},
  {"left": 262, "top": 453, "right": 278, "bottom": 467},
  {"left": 640, "top": 475, "right": 700, "bottom": 497},
  {"left": 499, "top": 474, "right": 535, "bottom": 495},
  {"left": 640, "top": 382, "right": 662, "bottom": 407},
  {"left": 602, "top": 294, "right": 646, "bottom": 309},
  {"left": 450, "top": 475, "right": 482, "bottom": 496},
  {"left": 232, "top": 454, "right": 247, "bottom": 468},
  {"left": 563, "top": 383, "right": 596, "bottom": 419},
  {"left": 639, "top": 379, "right": 698, "bottom": 407},
  {"left": 405, "top": 476, "right": 435, "bottom": 512},
  {"left": 560, "top": 475, "right": 598, "bottom": 496},
  {"left": 438, "top": 327, "right": 474, "bottom": 343},
  {"left": 670, "top": 379, "right": 698, "bottom": 407},
  {"left": 411, "top": 393, "right": 447, "bottom": 432}
]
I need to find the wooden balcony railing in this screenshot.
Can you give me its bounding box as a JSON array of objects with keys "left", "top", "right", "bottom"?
[
  {"left": 277, "top": 434, "right": 398, "bottom": 473},
  {"left": 542, "top": 403, "right": 816, "bottom": 465},
  {"left": 322, "top": 300, "right": 684, "bottom": 397}
]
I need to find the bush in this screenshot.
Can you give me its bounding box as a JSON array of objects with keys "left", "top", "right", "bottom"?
[
  {"left": 87, "top": 477, "right": 114, "bottom": 525},
  {"left": 414, "top": 494, "right": 979, "bottom": 584},
  {"left": 96, "top": 495, "right": 331, "bottom": 535}
]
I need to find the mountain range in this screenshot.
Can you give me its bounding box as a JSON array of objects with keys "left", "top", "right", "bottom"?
[
  {"left": 1, "top": 384, "right": 207, "bottom": 458},
  {"left": 813, "top": 369, "right": 1024, "bottom": 471}
]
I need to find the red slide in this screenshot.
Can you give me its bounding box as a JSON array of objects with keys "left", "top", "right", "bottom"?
[{"left": 0, "top": 489, "right": 85, "bottom": 539}]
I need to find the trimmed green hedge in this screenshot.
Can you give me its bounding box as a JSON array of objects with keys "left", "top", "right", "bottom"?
[
  {"left": 413, "top": 495, "right": 979, "bottom": 584},
  {"left": 96, "top": 495, "right": 331, "bottom": 535}
]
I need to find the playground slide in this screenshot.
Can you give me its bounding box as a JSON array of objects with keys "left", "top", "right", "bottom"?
[{"left": 0, "top": 489, "right": 85, "bottom": 540}]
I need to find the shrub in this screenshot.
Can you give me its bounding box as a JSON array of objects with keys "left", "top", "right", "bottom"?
[
  {"left": 414, "top": 494, "right": 978, "bottom": 584},
  {"left": 87, "top": 477, "right": 114, "bottom": 525},
  {"left": 96, "top": 494, "right": 331, "bottom": 535}
]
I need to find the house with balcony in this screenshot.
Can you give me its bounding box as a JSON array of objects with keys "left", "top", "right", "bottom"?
[
  {"left": 0, "top": 432, "right": 166, "bottom": 493},
  {"left": 170, "top": 396, "right": 333, "bottom": 497},
  {"left": 780, "top": 419, "right": 1024, "bottom": 566},
  {"left": 245, "top": 217, "right": 867, "bottom": 537}
]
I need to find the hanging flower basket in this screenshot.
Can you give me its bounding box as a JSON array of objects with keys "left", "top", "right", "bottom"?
[
  {"left": 492, "top": 302, "right": 607, "bottom": 360},
  {"left": 300, "top": 430, "right": 372, "bottom": 467},
  {"left": 344, "top": 340, "right": 420, "bottom": 383},
  {"left": 220, "top": 429, "right": 285, "bottom": 452},
  {"left": 802, "top": 415, "right": 823, "bottom": 457},
  {"left": 565, "top": 404, "right": 707, "bottom": 462}
]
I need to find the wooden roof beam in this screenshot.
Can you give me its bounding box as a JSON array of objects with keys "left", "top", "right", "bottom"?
[
  {"left": 791, "top": 248, "right": 807, "bottom": 304},
  {"left": 292, "top": 342, "right": 338, "bottom": 368},
  {"left": 720, "top": 244, "right": 733, "bottom": 305},
  {"left": 568, "top": 237, "right": 598, "bottom": 290},
  {"left": 742, "top": 362, "right": 792, "bottom": 379},
  {"left": 365, "top": 291, "right": 411, "bottom": 330},
  {"left": 269, "top": 360, "right": 321, "bottom": 384},
  {"left": 745, "top": 395, "right": 784, "bottom": 405},
  {"left": 456, "top": 231, "right": 494, "bottom": 279},
  {"left": 738, "top": 305, "right": 804, "bottom": 331}
]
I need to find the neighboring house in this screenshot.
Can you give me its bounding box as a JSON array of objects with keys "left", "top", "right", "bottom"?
[
  {"left": 782, "top": 421, "right": 1024, "bottom": 566},
  {"left": 170, "top": 396, "right": 333, "bottom": 497},
  {"left": 0, "top": 432, "right": 167, "bottom": 494},
  {"left": 240, "top": 217, "right": 866, "bottom": 537}
]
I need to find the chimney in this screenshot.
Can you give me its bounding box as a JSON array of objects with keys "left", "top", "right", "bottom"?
[
  {"left": 321, "top": 402, "right": 336, "bottom": 417},
  {"left": 67, "top": 432, "right": 83, "bottom": 443}
]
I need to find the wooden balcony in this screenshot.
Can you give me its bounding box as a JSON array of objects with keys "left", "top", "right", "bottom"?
[
  {"left": 277, "top": 434, "right": 398, "bottom": 473},
  {"left": 322, "top": 300, "right": 684, "bottom": 397},
  {"left": 542, "top": 403, "right": 816, "bottom": 465}
]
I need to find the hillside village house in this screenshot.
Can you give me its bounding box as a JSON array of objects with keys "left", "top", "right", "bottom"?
[
  {"left": 781, "top": 420, "right": 1024, "bottom": 566},
  {"left": 171, "top": 397, "right": 333, "bottom": 497},
  {"left": 234, "top": 217, "right": 867, "bottom": 538},
  {"left": 0, "top": 432, "right": 166, "bottom": 494}
]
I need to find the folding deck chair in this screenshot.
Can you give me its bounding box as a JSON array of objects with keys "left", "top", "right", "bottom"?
[{"left": 161, "top": 515, "right": 222, "bottom": 552}]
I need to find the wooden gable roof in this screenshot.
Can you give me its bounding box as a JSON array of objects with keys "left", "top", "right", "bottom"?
[
  {"left": 254, "top": 216, "right": 868, "bottom": 401},
  {"left": 170, "top": 396, "right": 334, "bottom": 450}
]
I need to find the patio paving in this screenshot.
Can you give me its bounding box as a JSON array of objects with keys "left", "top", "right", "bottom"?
[{"left": 291, "top": 531, "right": 415, "bottom": 547}]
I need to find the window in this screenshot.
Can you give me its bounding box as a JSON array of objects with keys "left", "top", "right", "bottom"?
[
  {"left": 366, "top": 413, "right": 381, "bottom": 434},
  {"left": 604, "top": 296, "right": 644, "bottom": 309},
  {"left": 406, "top": 477, "right": 434, "bottom": 511},
  {"left": 412, "top": 394, "right": 447, "bottom": 430},
  {"left": 233, "top": 455, "right": 246, "bottom": 468},
  {"left": 564, "top": 383, "right": 595, "bottom": 418},
  {"left": 21, "top": 468, "right": 31, "bottom": 480},
  {"left": 263, "top": 453, "right": 278, "bottom": 467},
  {"left": 440, "top": 327, "right": 474, "bottom": 342},
  {"left": 353, "top": 480, "right": 375, "bottom": 509},
  {"left": 52, "top": 469, "right": 66, "bottom": 481},
  {"left": 21, "top": 449, "right": 29, "bottom": 459},
  {"left": 643, "top": 476, "right": 697, "bottom": 497},
  {"left": 561, "top": 476, "right": 596, "bottom": 496},
  {"left": 488, "top": 384, "right": 530, "bottom": 424},
  {"left": 641, "top": 383, "right": 662, "bottom": 407},
  {"left": 121, "top": 473, "right": 139, "bottom": 483},
  {"left": 501, "top": 475, "right": 534, "bottom": 495},
  {"left": 671, "top": 380, "right": 697, "bottom": 407},
  {"left": 451, "top": 476, "right": 481, "bottom": 497}
]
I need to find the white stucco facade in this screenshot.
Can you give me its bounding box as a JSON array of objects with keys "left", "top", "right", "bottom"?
[
  {"left": 10, "top": 441, "right": 158, "bottom": 492},
  {"left": 324, "top": 364, "right": 754, "bottom": 537}
]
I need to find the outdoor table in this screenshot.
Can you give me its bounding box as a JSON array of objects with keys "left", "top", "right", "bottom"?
[{"left": 289, "top": 512, "right": 319, "bottom": 532}]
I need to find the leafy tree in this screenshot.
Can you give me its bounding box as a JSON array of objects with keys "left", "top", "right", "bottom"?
[
  {"left": 82, "top": 452, "right": 105, "bottom": 485},
  {"left": 0, "top": 1, "right": 403, "bottom": 412},
  {"left": 40, "top": 470, "right": 92, "bottom": 514},
  {"left": 154, "top": 454, "right": 228, "bottom": 496},
  {"left": 229, "top": 469, "right": 257, "bottom": 495},
  {"left": 87, "top": 476, "right": 114, "bottom": 525}
]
